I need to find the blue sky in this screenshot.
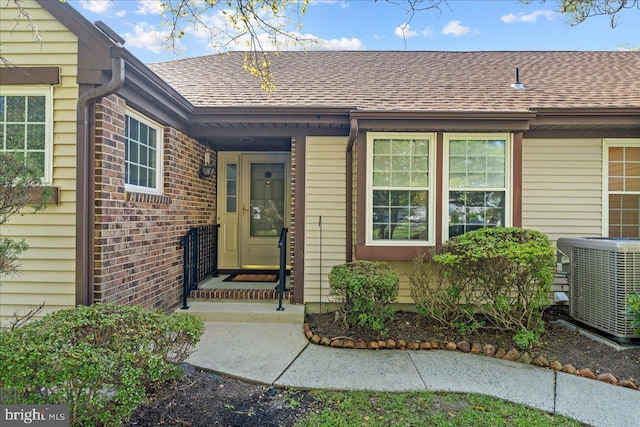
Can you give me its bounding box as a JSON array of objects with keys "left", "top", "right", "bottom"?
[{"left": 70, "top": 0, "right": 640, "bottom": 64}]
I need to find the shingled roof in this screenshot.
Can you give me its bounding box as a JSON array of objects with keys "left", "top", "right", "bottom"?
[{"left": 147, "top": 51, "right": 640, "bottom": 113}]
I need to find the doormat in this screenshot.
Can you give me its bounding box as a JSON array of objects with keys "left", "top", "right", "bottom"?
[{"left": 223, "top": 273, "right": 279, "bottom": 283}]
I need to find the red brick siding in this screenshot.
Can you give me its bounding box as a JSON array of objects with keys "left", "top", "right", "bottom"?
[{"left": 93, "top": 95, "right": 216, "bottom": 312}]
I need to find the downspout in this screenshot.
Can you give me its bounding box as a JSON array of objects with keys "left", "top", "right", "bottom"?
[
  {"left": 346, "top": 117, "right": 358, "bottom": 262},
  {"left": 76, "top": 47, "right": 125, "bottom": 306}
]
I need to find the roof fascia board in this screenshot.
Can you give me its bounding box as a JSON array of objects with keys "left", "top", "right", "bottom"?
[
  {"left": 531, "top": 115, "right": 640, "bottom": 127},
  {"left": 189, "top": 126, "right": 350, "bottom": 138},
  {"left": 350, "top": 110, "right": 538, "bottom": 121},
  {"left": 189, "top": 112, "right": 351, "bottom": 125},
  {"left": 357, "top": 118, "right": 531, "bottom": 132}
]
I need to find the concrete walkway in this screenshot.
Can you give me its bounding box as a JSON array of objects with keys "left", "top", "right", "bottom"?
[{"left": 187, "top": 320, "right": 640, "bottom": 427}]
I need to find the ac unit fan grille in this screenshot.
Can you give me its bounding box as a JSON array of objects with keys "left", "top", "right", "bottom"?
[{"left": 570, "top": 247, "right": 640, "bottom": 338}]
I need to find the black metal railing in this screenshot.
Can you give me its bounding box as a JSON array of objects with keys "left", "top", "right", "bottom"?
[
  {"left": 180, "top": 224, "right": 220, "bottom": 309},
  {"left": 277, "top": 227, "right": 289, "bottom": 311}
]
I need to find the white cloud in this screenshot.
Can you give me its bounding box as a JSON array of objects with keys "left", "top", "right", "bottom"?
[
  {"left": 124, "top": 23, "right": 184, "bottom": 55},
  {"left": 136, "top": 0, "right": 164, "bottom": 16},
  {"left": 501, "top": 10, "right": 557, "bottom": 23},
  {"left": 442, "top": 20, "right": 470, "bottom": 37},
  {"left": 79, "top": 0, "right": 111, "bottom": 14},
  {"left": 308, "top": 0, "right": 349, "bottom": 8},
  {"left": 315, "top": 36, "right": 364, "bottom": 50},
  {"left": 394, "top": 23, "right": 433, "bottom": 39}
]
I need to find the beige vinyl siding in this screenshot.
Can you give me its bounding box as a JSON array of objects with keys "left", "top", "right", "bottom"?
[
  {"left": 304, "top": 137, "right": 348, "bottom": 304},
  {"left": 522, "top": 138, "right": 603, "bottom": 242},
  {"left": 0, "top": 0, "right": 78, "bottom": 325}
]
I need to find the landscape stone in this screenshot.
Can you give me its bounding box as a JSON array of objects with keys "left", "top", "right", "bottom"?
[
  {"left": 407, "top": 342, "right": 420, "bottom": 350},
  {"left": 494, "top": 348, "right": 506, "bottom": 358},
  {"left": 503, "top": 348, "right": 521, "bottom": 361},
  {"left": 597, "top": 373, "right": 618, "bottom": 384},
  {"left": 419, "top": 341, "right": 432, "bottom": 350},
  {"left": 320, "top": 336, "right": 331, "bottom": 346},
  {"left": 561, "top": 364, "right": 578, "bottom": 375},
  {"left": 518, "top": 352, "right": 533, "bottom": 364},
  {"left": 482, "top": 344, "right": 496, "bottom": 356},
  {"left": 579, "top": 368, "right": 597, "bottom": 379},
  {"left": 532, "top": 355, "right": 549, "bottom": 367},
  {"left": 549, "top": 360, "right": 563, "bottom": 371},
  {"left": 445, "top": 341, "right": 457, "bottom": 351},
  {"left": 471, "top": 343, "right": 483, "bottom": 354},
  {"left": 456, "top": 341, "right": 471, "bottom": 353}
]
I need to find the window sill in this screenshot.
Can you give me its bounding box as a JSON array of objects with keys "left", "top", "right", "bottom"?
[
  {"left": 355, "top": 245, "right": 433, "bottom": 261},
  {"left": 28, "top": 186, "right": 59, "bottom": 205},
  {"left": 125, "top": 191, "right": 171, "bottom": 205}
]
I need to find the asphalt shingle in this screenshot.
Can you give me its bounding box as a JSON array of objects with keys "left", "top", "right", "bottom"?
[{"left": 147, "top": 51, "right": 640, "bottom": 112}]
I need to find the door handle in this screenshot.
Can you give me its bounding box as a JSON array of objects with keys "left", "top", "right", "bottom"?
[{"left": 242, "top": 204, "right": 248, "bottom": 217}]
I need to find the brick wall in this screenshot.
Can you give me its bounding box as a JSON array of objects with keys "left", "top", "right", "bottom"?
[{"left": 93, "top": 94, "right": 216, "bottom": 311}]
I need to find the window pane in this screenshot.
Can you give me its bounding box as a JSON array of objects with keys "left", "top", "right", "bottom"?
[
  {"left": 227, "top": 163, "right": 237, "bottom": 179},
  {"left": 374, "top": 139, "right": 391, "bottom": 155},
  {"left": 6, "top": 124, "right": 24, "bottom": 150},
  {"left": 372, "top": 189, "right": 428, "bottom": 241},
  {"left": 449, "top": 191, "right": 505, "bottom": 238},
  {"left": 6, "top": 97, "right": 25, "bottom": 122},
  {"left": 392, "top": 139, "right": 411, "bottom": 155},
  {"left": 27, "top": 124, "right": 45, "bottom": 149},
  {"left": 27, "top": 152, "right": 45, "bottom": 176},
  {"left": 391, "top": 171, "right": 410, "bottom": 187},
  {"left": 609, "top": 194, "right": 640, "bottom": 238},
  {"left": 411, "top": 156, "right": 428, "bottom": 172},
  {"left": 27, "top": 96, "right": 46, "bottom": 121},
  {"left": 413, "top": 139, "right": 429, "bottom": 156},
  {"left": 449, "top": 138, "right": 506, "bottom": 191}
]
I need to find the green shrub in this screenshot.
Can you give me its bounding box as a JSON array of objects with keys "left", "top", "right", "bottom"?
[
  {"left": 432, "top": 227, "right": 554, "bottom": 348},
  {"left": 408, "top": 252, "right": 467, "bottom": 328},
  {"left": 329, "top": 261, "right": 399, "bottom": 334},
  {"left": 0, "top": 303, "right": 204, "bottom": 426},
  {"left": 628, "top": 292, "right": 640, "bottom": 334}
]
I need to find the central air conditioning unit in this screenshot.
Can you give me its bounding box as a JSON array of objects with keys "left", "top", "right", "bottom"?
[{"left": 557, "top": 237, "right": 640, "bottom": 340}]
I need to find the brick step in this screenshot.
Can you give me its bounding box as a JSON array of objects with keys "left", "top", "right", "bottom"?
[
  {"left": 177, "top": 301, "right": 304, "bottom": 324},
  {"left": 190, "top": 287, "right": 290, "bottom": 301}
]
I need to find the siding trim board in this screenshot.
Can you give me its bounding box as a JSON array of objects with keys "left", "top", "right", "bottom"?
[{"left": 0, "top": 67, "right": 60, "bottom": 85}]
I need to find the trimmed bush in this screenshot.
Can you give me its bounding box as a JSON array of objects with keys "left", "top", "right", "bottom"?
[
  {"left": 0, "top": 303, "right": 204, "bottom": 426},
  {"left": 329, "top": 261, "right": 399, "bottom": 334},
  {"left": 408, "top": 252, "right": 467, "bottom": 328},
  {"left": 432, "top": 227, "right": 555, "bottom": 348}
]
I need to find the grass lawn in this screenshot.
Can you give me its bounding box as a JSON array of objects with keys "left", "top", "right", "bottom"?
[{"left": 296, "top": 390, "right": 583, "bottom": 427}]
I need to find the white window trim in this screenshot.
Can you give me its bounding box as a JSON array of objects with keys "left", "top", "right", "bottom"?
[
  {"left": 124, "top": 108, "right": 164, "bottom": 195},
  {"left": 602, "top": 138, "right": 640, "bottom": 237},
  {"left": 442, "top": 132, "right": 513, "bottom": 241},
  {"left": 366, "top": 132, "right": 437, "bottom": 246},
  {"left": 0, "top": 86, "right": 53, "bottom": 184}
]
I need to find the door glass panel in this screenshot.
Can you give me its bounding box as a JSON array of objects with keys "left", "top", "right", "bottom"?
[
  {"left": 226, "top": 164, "right": 237, "bottom": 213},
  {"left": 250, "top": 163, "right": 285, "bottom": 237}
]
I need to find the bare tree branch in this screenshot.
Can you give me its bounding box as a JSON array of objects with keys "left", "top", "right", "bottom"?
[{"left": 522, "top": 0, "right": 639, "bottom": 27}]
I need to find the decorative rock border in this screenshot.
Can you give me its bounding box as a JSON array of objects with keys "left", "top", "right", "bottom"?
[{"left": 303, "top": 323, "right": 639, "bottom": 392}]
